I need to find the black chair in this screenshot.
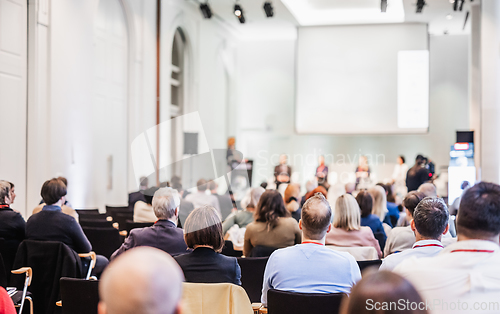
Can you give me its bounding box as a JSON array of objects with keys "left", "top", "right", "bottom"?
[
  {"left": 267, "top": 289, "right": 345, "bottom": 314},
  {"left": 373, "top": 232, "right": 387, "bottom": 252},
  {"left": 250, "top": 246, "right": 277, "bottom": 257},
  {"left": 114, "top": 213, "right": 134, "bottom": 231},
  {"left": 390, "top": 215, "right": 399, "bottom": 228},
  {"left": 237, "top": 257, "right": 268, "bottom": 303},
  {"left": 357, "top": 259, "right": 382, "bottom": 273},
  {"left": 59, "top": 278, "right": 99, "bottom": 314},
  {"left": 0, "top": 237, "right": 17, "bottom": 283},
  {"left": 221, "top": 240, "right": 242, "bottom": 258},
  {"left": 124, "top": 220, "right": 153, "bottom": 235},
  {"left": 105, "top": 206, "right": 130, "bottom": 221},
  {"left": 75, "top": 209, "right": 100, "bottom": 215},
  {"left": 80, "top": 219, "right": 114, "bottom": 228},
  {"left": 82, "top": 227, "right": 122, "bottom": 260},
  {"left": 77, "top": 213, "right": 109, "bottom": 221}
]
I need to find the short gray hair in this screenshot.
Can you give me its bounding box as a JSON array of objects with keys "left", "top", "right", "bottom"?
[
  {"left": 152, "top": 187, "right": 180, "bottom": 220},
  {"left": 0, "top": 181, "right": 10, "bottom": 205}
]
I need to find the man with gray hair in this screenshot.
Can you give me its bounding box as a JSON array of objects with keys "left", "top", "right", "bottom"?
[
  {"left": 99, "top": 247, "right": 184, "bottom": 314},
  {"left": 261, "top": 193, "right": 361, "bottom": 307},
  {"left": 111, "top": 187, "right": 188, "bottom": 259},
  {"left": 380, "top": 197, "right": 449, "bottom": 271}
]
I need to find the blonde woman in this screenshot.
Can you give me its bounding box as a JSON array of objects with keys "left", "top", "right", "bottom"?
[
  {"left": 325, "top": 194, "right": 382, "bottom": 258},
  {"left": 368, "top": 185, "right": 391, "bottom": 226}
]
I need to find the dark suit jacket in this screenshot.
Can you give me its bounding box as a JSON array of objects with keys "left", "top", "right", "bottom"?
[
  {"left": 174, "top": 247, "right": 241, "bottom": 285},
  {"left": 274, "top": 165, "right": 292, "bottom": 183},
  {"left": 128, "top": 191, "right": 147, "bottom": 211},
  {"left": 0, "top": 207, "right": 25, "bottom": 277},
  {"left": 178, "top": 199, "right": 195, "bottom": 227},
  {"left": 111, "top": 220, "right": 188, "bottom": 260}
]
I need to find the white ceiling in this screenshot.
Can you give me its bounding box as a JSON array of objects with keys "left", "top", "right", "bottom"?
[{"left": 203, "top": 0, "right": 473, "bottom": 38}]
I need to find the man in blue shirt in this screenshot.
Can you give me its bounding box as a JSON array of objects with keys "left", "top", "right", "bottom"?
[{"left": 261, "top": 193, "right": 361, "bottom": 306}]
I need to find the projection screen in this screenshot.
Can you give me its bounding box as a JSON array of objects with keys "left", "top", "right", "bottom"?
[{"left": 295, "top": 23, "right": 429, "bottom": 134}]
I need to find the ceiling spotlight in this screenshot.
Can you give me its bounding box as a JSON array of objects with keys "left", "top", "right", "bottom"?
[
  {"left": 263, "top": 2, "right": 274, "bottom": 17},
  {"left": 416, "top": 0, "right": 426, "bottom": 13},
  {"left": 381, "top": 0, "right": 387, "bottom": 13},
  {"left": 234, "top": 4, "right": 245, "bottom": 23},
  {"left": 199, "top": 3, "right": 212, "bottom": 19}
]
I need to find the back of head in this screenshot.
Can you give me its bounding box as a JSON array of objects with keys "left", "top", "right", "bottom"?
[
  {"left": 355, "top": 190, "right": 373, "bottom": 218},
  {"left": 196, "top": 178, "right": 207, "bottom": 192},
  {"left": 254, "top": 190, "right": 290, "bottom": 229},
  {"left": 341, "top": 271, "right": 428, "bottom": 314},
  {"left": 345, "top": 182, "right": 355, "bottom": 194},
  {"left": 207, "top": 180, "right": 217, "bottom": 191},
  {"left": 334, "top": 194, "right": 361, "bottom": 231},
  {"left": 171, "top": 176, "right": 182, "bottom": 191},
  {"left": 301, "top": 192, "right": 332, "bottom": 240},
  {"left": 305, "top": 180, "right": 318, "bottom": 192},
  {"left": 240, "top": 187, "right": 265, "bottom": 209},
  {"left": 284, "top": 184, "right": 300, "bottom": 204},
  {"left": 415, "top": 154, "right": 425, "bottom": 165},
  {"left": 143, "top": 187, "right": 159, "bottom": 205},
  {"left": 0, "top": 181, "right": 10, "bottom": 205},
  {"left": 152, "top": 187, "right": 180, "bottom": 220},
  {"left": 457, "top": 181, "right": 500, "bottom": 240},
  {"left": 99, "top": 247, "right": 184, "bottom": 314},
  {"left": 57, "top": 176, "right": 68, "bottom": 188},
  {"left": 41, "top": 178, "right": 67, "bottom": 205},
  {"left": 417, "top": 183, "right": 437, "bottom": 198},
  {"left": 402, "top": 191, "right": 426, "bottom": 217},
  {"left": 367, "top": 185, "right": 387, "bottom": 221},
  {"left": 305, "top": 186, "right": 327, "bottom": 201},
  {"left": 139, "top": 176, "right": 149, "bottom": 189},
  {"left": 413, "top": 197, "right": 449, "bottom": 239},
  {"left": 184, "top": 205, "right": 224, "bottom": 252}
]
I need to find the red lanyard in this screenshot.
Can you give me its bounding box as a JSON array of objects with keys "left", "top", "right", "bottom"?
[
  {"left": 0, "top": 205, "right": 9, "bottom": 209},
  {"left": 413, "top": 244, "right": 444, "bottom": 249},
  {"left": 302, "top": 241, "right": 324, "bottom": 246},
  {"left": 450, "top": 249, "right": 495, "bottom": 253}
]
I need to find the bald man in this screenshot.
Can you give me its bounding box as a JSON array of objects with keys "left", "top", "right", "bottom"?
[
  {"left": 261, "top": 193, "right": 361, "bottom": 307},
  {"left": 98, "top": 247, "right": 184, "bottom": 314}
]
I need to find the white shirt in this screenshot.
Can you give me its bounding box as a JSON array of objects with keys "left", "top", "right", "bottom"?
[
  {"left": 394, "top": 240, "right": 500, "bottom": 314},
  {"left": 185, "top": 191, "right": 221, "bottom": 213},
  {"left": 392, "top": 163, "right": 409, "bottom": 183},
  {"left": 380, "top": 239, "right": 443, "bottom": 271},
  {"left": 384, "top": 225, "right": 415, "bottom": 257}
]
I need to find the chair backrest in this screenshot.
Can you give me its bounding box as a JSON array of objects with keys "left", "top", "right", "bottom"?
[
  {"left": 114, "top": 213, "right": 134, "bottom": 231},
  {"left": 222, "top": 240, "right": 242, "bottom": 258},
  {"left": 250, "top": 246, "right": 277, "bottom": 258},
  {"left": 390, "top": 215, "right": 399, "bottom": 228},
  {"left": 237, "top": 257, "right": 268, "bottom": 303},
  {"left": 182, "top": 282, "right": 253, "bottom": 314},
  {"left": 60, "top": 277, "right": 99, "bottom": 314},
  {"left": 325, "top": 246, "right": 379, "bottom": 261},
  {"left": 357, "top": 260, "right": 382, "bottom": 274},
  {"left": 373, "top": 232, "right": 387, "bottom": 252},
  {"left": 77, "top": 213, "right": 109, "bottom": 221},
  {"left": 12, "top": 240, "right": 83, "bottom": 314},
  {"left": 0, "top": 253, "right": 7, "bottom": 288},
  {"left": 105, "top": 206, "right": 130, "bottom": 220},
  {"left": 267, "top": 289, "right": 345, "bottom": 314},
  {"left": 75, "top": 209, "right": 100, "bottom": 215},
  {"left": 82, "top": 227, "right": 122, "bottom": 260},
  {"left": 124, "top": 220, "right": 154, "bottom": 235},
  {"left": 79, "top": 219, "right": 113, "bottom": 228}
]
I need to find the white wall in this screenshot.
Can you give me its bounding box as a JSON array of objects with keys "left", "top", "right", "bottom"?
[{"left": 235, "top": 34, "right": 470, "bottom": 191}]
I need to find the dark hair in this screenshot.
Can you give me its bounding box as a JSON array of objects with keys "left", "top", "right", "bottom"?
[
  {"left": 41, "top": 178, "right": 67, "bottom": 205},
  {"left": 171, "top": 176, "right": 182, "bottom": 191},
  {"left": 0, "top": 181, "right": 10, "bottom": 205},
  {"left": 416, "top": 154, "right": 425, "bottom": 164},
  {"left": 143, "top": 187, "right": 159, "bottom": 204},
  {"left": 340, "top": 271, "right": 428, "bottom": 314},
  {"left": 301, "top": 193, "right": 332, "bottom": 240},
  {"left": 413, "top": 197, "right": 449, "bottom": 239},
  {"left": 8, "top": 182, "right": 14, "bottom": 189},
  {"left": 376, "top": 183, "right": 395, "bottom": 203},
  {"left": 196, "top": 178, "right": 207, "bottom": 192},
  {"left": 184, "top": 205, "right": 224, "bottom": 252},
  {"left": 399, "top": 155, "right": 405, "bottom": 164},
  {"left": 254, "top": 190, "right": 290, "bottom": 230},
  {"left": 457, "top": 181, "right": 500, "bottom": 239},
  {"left": 402, "top": 191, "right": 426, "bottom": 217},
  {"left": 57, "top": 176, "right": 68, "bottom": 187},
  {"left": 207, "top": 180, "right": 217, "bottom": 191},
  {"left": 356, "top": 190, "right": 373, "bottom": 218},
  {"left": 260, "top": 182, "right": 268, "bottom": 189}
]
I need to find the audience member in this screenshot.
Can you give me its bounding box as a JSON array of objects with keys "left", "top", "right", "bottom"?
[
  {"left": 274, "top": 154, "right": 292, "bottom": 189},
  {"left": 284, "top": 183, "right": 301, "bottom": 222},
  {"left": 0, "top": 287, "right": 16, "bottom": 314},
  {"left": 133, "top": 187, "right": 159, "bottom": 223},
  {"left": 222, "top": 187, "right": 264, "bottom": 234},
  {"left": 33, "top": 176, "right": 79, "bottom": 221},
  {"left": 0, "top": 181, "right": 26, "bottom": 275},
  {"left": 175, "top": 205, "right": 241, "bottom": 285},
  {"left": 170, "top": 176, "right": 195, "bottom": 227},
  {"left": 326, "top": 194, "right": 382, "bottom": 258},
  {"left": 357, "top": 190, "right": 386, "bottom": 240},
  {"left": 417, "top": 182, "right": 437, "bottom": 198},
  {"left": 26, "top": 178, "right": 108, "bottom": 276},
  {"left": 261, "top": 192, "right": 361, "bottom": 307},
  {"left": 377, "top": 183, "right": 399, "bottom": 226},
  {"left": 6, "top": 181, "right": 16, "bottom": 207},
  {"left": 380, "top": 197, "right": 449, "bottom": 271},
  {"left": 406, "top": 155, "right": 430, "bottom": 192},
  {"left": 111, "top": 188, "right": 188, "bottom": 259},
  {"left": 368, "top": 185, "right": 392, "bottom": 227},
  {"left": 301, "top": 180, "right": 318, "bottom": 206},
  {"left": 128, "top": 176, "right": 148, "bottom": 211},
  {"left": 207, "top": 180, "right": 233, "bottom": 221},
  {"left": 99, "top": 247, "right": 184, "bottom": 314},
  {"left": 340, "top": 271, "right": 428, "bottom": 314},
  {"left": 305, "top": 186, "right": 327, "bottom": 201},
  {"left": 244, "top": 190, "right": 301, "bottom": 257},
  {"left": 185, "top": 179, "right": 220, "bottom": 213},
  {"left": 345, "top": 182, "right": 356, "bottom": 195},
  {"left": 449, "top": 181, "right": 470, "bottom": 216},
  {"left": 384, "top": 191, "right": 425, "bottom": 256},
  {"left": 395, "top": 182, "right": 500, "bottom": 314}
]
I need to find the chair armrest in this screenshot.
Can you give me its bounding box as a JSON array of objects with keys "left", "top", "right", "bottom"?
[
  {"left": 259, "top": 308, "right": 267, "bottom": 313},
  {"left": 79, "top": 251, "right": 97, "bottom": 269},
  {"left": 56, "top": 301, "right": 62, "bottom": 307},
  {"left": 11, "top": 267, "right": 32, "bottom": 286},
  {"left": 113, "top": 222, "right": 119, "bottom": 229},
  {"left": 119, "top": 230, "right": 128, "bottom": 237},
  {"left": 106, "top": 216, "right": 113, "bottom": 222},
  {"left": 251, "top": 303, "right": 267, "bottom": 314}
]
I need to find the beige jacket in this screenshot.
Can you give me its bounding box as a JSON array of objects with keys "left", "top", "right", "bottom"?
[
  {"left": 32, "top": 204, "right": 79, "bottom": 223},
  {"left": 181, "top": 283, "right": 253, "bottom": 314}
]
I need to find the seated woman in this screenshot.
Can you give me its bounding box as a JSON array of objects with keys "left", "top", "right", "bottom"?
[
  {"left": 222, "top": 187, "right": 265, "bottom": 235},
  {"left": 244, "top": 190, "right": 301, "bottom": 257},
  {"left": 133, "top": 187, "right": 159, "bottom": 223},
  {"left": 368, "top": 185, "right": 392, "bottom": 227},
  {"left": 284, "top": 184, "right": 301, "bottom": 222},
  {"left": 326, "top": 194, "right": 382, "bottom": 258},
  {"left": 358, "top": 190, "right": 387, "bottom": 239},
  {"left": 175, "top": 205, "right": 241, "bottom": 285}
]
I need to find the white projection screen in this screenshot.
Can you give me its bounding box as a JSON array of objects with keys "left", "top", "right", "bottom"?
[{"left": 296, "top": 23, "right": 429, "bottom": 134}]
